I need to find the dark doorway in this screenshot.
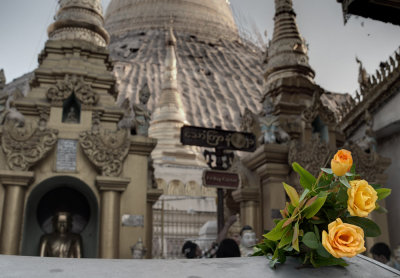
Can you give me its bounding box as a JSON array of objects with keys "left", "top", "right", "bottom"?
[
  {"left": 21, "top": 176, "right": 99, "bottom": 258},
  {"left": 37, "top": 187, "right": 90, "bottom": 234}
]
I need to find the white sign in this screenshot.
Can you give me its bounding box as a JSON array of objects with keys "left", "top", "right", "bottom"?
[
  {"left": 122, "top": 214, "right": 144, "bottom": 227},
  {"left": 56, "top": 139, "right": 77, "bottom": 172}
]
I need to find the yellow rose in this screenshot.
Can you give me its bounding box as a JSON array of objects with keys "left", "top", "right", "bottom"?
[
  {"left": 347, "top": 180, "right": 377, "bottom": 217},
  {"left": 331, "top": 149, "right": 353, "bottom": 176},
  {"left": 322, "top": 218, "right": 366, "bottom": 258}
]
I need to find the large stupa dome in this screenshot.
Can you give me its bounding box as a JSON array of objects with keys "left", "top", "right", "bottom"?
[
  {"left": 105, "top": 0, "right": 239, "bottom": 41},
  {"left": 104, "top": 0, "right": 264, "bottom": 131}
]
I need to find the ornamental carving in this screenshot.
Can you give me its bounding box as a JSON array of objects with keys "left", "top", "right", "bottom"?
[
  {"left": 302, "top": 88, "right": 336, "bottom": 127},
  {"left": 59, "top": 0, "right": 103, "bottom": 15},
  {"left": 240, "top": 108, "right": 261, "bottom": 145},
  {"left": 288, "top": 138, "right": 331, "bottom": 176},
  {"left": 79, "top": 115, "right": 130, "bottom": 177},
  {"left": 345, "top": 143, "right": 390, "bottom": 183},
  {"left": 1, "top": 115, "right": 58, "bottom": 171},
  {"left": 47, "top": 75, "right": 99, "bottom": 107}
]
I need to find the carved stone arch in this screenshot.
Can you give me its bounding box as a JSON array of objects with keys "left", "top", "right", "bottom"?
[
  {"left": 62, "top": 93, "right": 81, "bottom": 124},
  {"left": 302, "top": 89, "right": 337, "bottom": 145},
  {"left": 47, "top": 75, "right": 99, "bottom": 108},
  {"left": 156, "top": 178, "right": 167, "bottom": 192},
  {"left": 167, "top": 180, "right": 185, "bottom": 196},
  {"left": 201, "top": 185, "right": 216, "bottom": 197},
  {"left": 21, "top": 176, "right": 99, "bottom": 258},
  {"left": 185, "top": 180, "right": 201, "bottom": 196},
  {"left": 311, "top": 115, "right": 329, "bottom": 143}
]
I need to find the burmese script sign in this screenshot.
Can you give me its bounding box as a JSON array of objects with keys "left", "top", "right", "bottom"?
[
  {"left": 203, "top": 170, "right": 240, "bottom": 189},
  {"left": 180, "top": 125, "right": 256, "bottom": 151},
  {"left": 56, "top": 139, "right": 77, "bottom": 172}
]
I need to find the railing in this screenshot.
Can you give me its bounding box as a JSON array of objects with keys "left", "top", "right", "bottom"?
[{"left": 152, "top": 197, "right": 217, "bottom": 259}]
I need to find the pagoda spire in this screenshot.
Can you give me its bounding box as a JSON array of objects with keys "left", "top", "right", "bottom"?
[
  {"left": 151, "top": 27, "right": 186, "bottom": 124},
  {"left": 264, "top": 0, "right": 315, "bottom": 85},
  {"left": 149, "top": 28, "right": 205, "bottom": 167},
  {"left": 47, "top": 0, "right": 109, "bottom": 47}
]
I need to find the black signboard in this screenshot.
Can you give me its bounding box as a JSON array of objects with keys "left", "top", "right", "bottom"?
[{"left": 180, "top": 125, "right": 256, "bottom": 152}]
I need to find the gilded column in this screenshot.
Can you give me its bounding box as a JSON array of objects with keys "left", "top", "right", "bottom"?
[
  {"left": 231, "top": 187, "right": 261, "bottom": 237},
  {"left": 96, "top": 176, "right": 130, "bottom": 259},
  {"left": 0, "top": 170, "right": 34, "bottom": 255},
  {"left": 242, "top": 144, "right": 289, "bottom": 232}
]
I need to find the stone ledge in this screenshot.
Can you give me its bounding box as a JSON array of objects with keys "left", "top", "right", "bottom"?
[
  {"left": 0, "top": 170, "right": 35, "bottom": 187},
  {"left": 0, "top": 255, "right": 398, "bottom": 278},
  {"left": 95, "top": 176, "right": 131, "bottom": 192}
]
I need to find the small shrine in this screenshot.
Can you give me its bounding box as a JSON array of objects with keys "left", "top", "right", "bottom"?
[{"left": 0, "top": 0, "right": 161, "bottom": 259}]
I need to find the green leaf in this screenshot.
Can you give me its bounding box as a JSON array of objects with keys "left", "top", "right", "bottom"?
[
  {"left": 345, "top": 172, "right": 355, "bottom": 177},
  {"left": 282, "top": 217, "right": 295, "bottom": 228},
  {"left": 311, "top": 254, "right": 348, "bottom": 267},
  {"left": 376, "top": 188, "right": 391, "bottom": 201},
  {"left": 264, "top": 219, "right": 290, "bottom": 241},
  {"left": 278, "top": 229, "right": 294, "bottom": 248},
  {"left": 292, "top": 222, "right": 300, "bottom": 252},
  {"left": 375, "top": 204, "right": 388, "bottom": 213},
  {"left": 345, "top": 216, "right": 381, "bottom": 237},
  {"left": 299, "top": 188, "right": 310, "bottom": 203},
  {"left": 350, "top": 164, "right": 356, "bottom": 175},
  {"left": 283, "top": 183, "right": 299, "bottom": 206},
  {"left": 252, "top": 249, "right": 264, "bottom": 256},
  {"left": 339, "top": 176, "right": 351, "bottom": 188},
  {"left": 370, "top": 183, "right": 382, "bottom": 190},
  {"left": 287, "top": 203, "right": 295, "bottom": 214},
  {"left": 305, "top": 195, "right": 317, "bottom": 208},
  {"left": 336, "top": 185, "right": 348, "bottom": 204},
  {"left": 257, "top": 239, "right": 276, "bottom": 253},
  {"left": 310, "top": 218, "right": 326, "bottom": 224},
  {"left": 321, "top": 168, "right": 333, "bottom": 174},
  {"left": 314, "top": 225, "right": 320, "bottom": 241},
  {"left": 302, "top": 232, "right": 319, "bottom": 249},
  {"left": 303, "top": 194, "right": 327, "bottom": 219},
  {"left": 292, "top": 162, "right": 316, "bottom": 190},
  {"left": 269, "top": 258, "right": 278, "bottom": 268},
  {"left": 316, "top": 243, "right": 331, "bottom": 258}
]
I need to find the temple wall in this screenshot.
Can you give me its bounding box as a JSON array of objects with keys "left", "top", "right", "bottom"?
[
  {"left": 374, "top": 91, "right": 400, "bottom": 139},
  {"left": 377, "top": 132, "right": 400, "bottom": 249},
  {"left": 119, "top": 150, "right": 149, "bottom": 259}
]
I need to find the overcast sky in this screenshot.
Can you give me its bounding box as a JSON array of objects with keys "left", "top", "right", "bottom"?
[{"left": 0, "top": 0, "right": 399, "bottom": 96}]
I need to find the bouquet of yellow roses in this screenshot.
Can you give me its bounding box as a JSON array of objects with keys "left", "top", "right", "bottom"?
[{"left": 254, "top": 149, "right": 391, "bottom": 268}]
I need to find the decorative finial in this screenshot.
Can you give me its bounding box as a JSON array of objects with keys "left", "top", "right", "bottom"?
[
  {"left": 166, "top": 27, "right": 177, "bottom": 47},
  {"left": 356, "top": 56, "right": 370, "bottom": 91},
  {"left": 0, "top": 69, "right": 5, "bottom": 90},
  {"left": 47, "top": 0, "right": 109, "bottom": 47},
  {"left": 274, "top": 0, "right": 295, "bottom": 15}
]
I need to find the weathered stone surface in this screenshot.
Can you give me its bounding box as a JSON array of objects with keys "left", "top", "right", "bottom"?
[
  {"left": 0, "top": 255, "right": 398, "bottom": 278},
  {"left": 105, "top": 0, "right": 238, "bottom": 42},
  {"left": 108, "top": 28, "right": 264, "bottom": 132}
]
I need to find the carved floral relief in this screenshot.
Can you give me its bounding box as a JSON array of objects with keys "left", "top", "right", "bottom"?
[
  {"left": 1, "top": 117, "right": 58, "bottom": 171},
  {"left": 47, "top": 74, "right": 99, "bottom": 107},
  {"left": 79, "top": 114, "right": 130, "bottom": 177},
  {"left": 288, "top": 138, "right": 331, "bottom": 177},
  {"left": 302, "top": 89, "right": 336, "bottom": 127}
]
